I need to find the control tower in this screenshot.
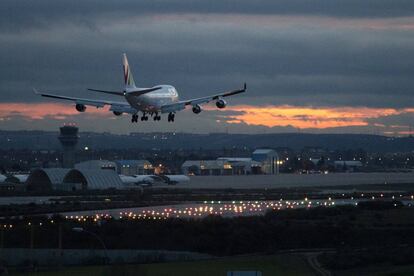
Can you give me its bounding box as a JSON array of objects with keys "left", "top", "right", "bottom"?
[{"left": 58, "top": 124, "right": 79, "bottom": 168}]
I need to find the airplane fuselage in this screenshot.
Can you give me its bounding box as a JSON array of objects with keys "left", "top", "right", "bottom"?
[{"left": 125, "top": 85, "right": 179, "bottom": 113}]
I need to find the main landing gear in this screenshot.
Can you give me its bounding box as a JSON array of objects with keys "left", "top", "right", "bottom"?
[
  {"left": 131, "top": 114, "right": 139, "bottom": 123},
  {"left": 167, "top": 112, "right": 175, "bottom": 122},
  {"left": 140, "top": 113, "right": 149, "bottom": 121},
  {"left": 153, "top": 112, "right": 161, "bottom": 121},
  {"left": 130, "top": 112, "right": 175, "bottom": 123}
]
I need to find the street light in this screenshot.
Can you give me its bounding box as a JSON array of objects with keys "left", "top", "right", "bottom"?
[{"left": 72, "top": 227, "right": 108, "bottom": 264}]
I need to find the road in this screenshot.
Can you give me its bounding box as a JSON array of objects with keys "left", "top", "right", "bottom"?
[{"left": 305, "top": 252, "right": 331, "bottom": 276}]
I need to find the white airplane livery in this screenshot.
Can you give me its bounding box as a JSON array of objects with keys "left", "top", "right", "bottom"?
[{"left": 35, "top": 53, "right": 246, "bottom": 123}]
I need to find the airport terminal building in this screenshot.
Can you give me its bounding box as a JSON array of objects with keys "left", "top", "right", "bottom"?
[{"left": 181, "top": 149, "right": 279, "bottom": 175}]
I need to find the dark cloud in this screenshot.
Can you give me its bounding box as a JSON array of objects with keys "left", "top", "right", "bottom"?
[
  {"left": 2, "top": 0, "right": 414, "bottom": 33},
  {"left": 367, "top": 112, "right": 414, "bottom": 127},
  {"left": 1, "top": 1, "right": 414, "bottom": 133}
]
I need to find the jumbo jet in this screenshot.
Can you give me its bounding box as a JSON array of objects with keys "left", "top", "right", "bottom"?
[{"left": 34, "top": 54, "right": 246, "bottom": 123}]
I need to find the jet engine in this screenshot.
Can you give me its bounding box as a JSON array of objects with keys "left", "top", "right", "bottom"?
[
  {"left": 192, "top": 104, "right": 202, "bottom": 114},
  {"left": 75, "top": 104, "right": 86, "bottom": 112},
  {"left": 113, "top": 111, "right": 123, "bottom": 116},
  {"left": 216, "top": 99, "right": 227, "bottom": 109}
]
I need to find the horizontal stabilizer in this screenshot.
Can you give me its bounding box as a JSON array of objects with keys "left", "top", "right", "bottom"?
[
  {"left": 87, "top": 88, "right": 124, "bottom": 96},
  {"left": 127, "top": 86, "right": 162, "bottom": 96}
]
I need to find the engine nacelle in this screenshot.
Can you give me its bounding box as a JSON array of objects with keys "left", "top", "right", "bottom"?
[
  {"left": 216, "top": 99, "right": 227, "bottom": 109},
  {"left": 75, "top": 104, "right": 86, "bottom": 112},
  {"left": 113, "top": 111, "right": 123, "bottom": 116},
  {"left": 192, "top": 104, "right": 202, "bottom": 114}
]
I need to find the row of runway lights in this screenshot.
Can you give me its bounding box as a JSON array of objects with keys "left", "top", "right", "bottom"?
[
  {"left": 1, "top": 194, "right": 413, "bottom": 228},
  {"left": 63, "top": 199, "right": 339, "bottom": 222},
  {"left": 63, "top": 194, "right": 414, "bottom": 222}
]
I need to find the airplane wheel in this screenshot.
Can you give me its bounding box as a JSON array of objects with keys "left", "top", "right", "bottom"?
[{"left": 168, "top": 113, "right": 175, "bottom": 122}]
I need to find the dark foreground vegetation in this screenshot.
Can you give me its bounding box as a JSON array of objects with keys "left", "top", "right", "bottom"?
[
  {"left": 321, "top": 246, "right": 414, "bottom": 271},
  {"left": 0, "top": 201, "right": 413, "bottom": 257}
]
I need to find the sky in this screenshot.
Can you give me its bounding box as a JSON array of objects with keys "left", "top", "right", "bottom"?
[{"left": 1, "top": 0, "right": 414, "bottom": 135}]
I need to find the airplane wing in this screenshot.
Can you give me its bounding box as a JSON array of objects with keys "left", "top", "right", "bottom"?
[
  {"left": 33, "top": 88, "right": 137, "bottom": 114},
  {"left": 161, "top": 83, "right": 246, "bottom": 113}
]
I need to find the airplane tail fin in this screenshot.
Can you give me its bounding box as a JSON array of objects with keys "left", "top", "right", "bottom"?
[{"left": 122, "top": 53, "right": 136, "bottom": 89}]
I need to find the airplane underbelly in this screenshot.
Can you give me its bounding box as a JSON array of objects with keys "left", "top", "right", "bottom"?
[{"left": 126, "top": 95, "right": 177, "bottom": 112}]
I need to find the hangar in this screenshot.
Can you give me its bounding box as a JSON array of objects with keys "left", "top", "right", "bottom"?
[
  {"left": 63, "top": 169, "right": 124, "bottom": 190},
  {"left": 27, "top": 168, "right": 123, "bottom": 191},
  {"left": 26, "top": 168, "right": 70, "bottom": 191}
]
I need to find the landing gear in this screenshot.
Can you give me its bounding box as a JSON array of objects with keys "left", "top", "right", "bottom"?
[
  {"left": 131, "top": 112, "right": 166, "bottom": 122},
  {"left": 131, "top": 114, "right": 139, "bottom": 123},
  {"left": 153, "top": 112, "right": 161, "bottom": 121},
  {"left": 140, "top": 112, "right": 149, "bottom": 121},
  {"left": 168, "top": 112, "right": 175, "bottom": 122}
]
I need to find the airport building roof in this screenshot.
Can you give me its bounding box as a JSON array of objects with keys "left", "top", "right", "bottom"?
[
  {"left": 115, "top": 160, "right": 152, "bottom": 167},
  {"left": 182, "top": 160, "right": 229, "bottom": 170},
  {"left": 27, "top": 168, "right": 70, "bottom": 191},
  {"left": 5, "top": 174, "right": 29, "bottom": 184},
  {"left": 217, "top": 157, "right": 253, "bottom": 162},
  {"left": 75, "top": 160, "right": 116, "bottom": 170},
  {"left": 253, "top": 149, "right": 276, "bottom": 154},
  {"left": 63, "top": 169, "right": 123, "bottom": 190},
  {"left": 252, "top": 149, "right": 279, "bottom": 163}
]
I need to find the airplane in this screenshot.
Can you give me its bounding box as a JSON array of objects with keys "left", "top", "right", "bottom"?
[{"left": 34, "top": 53, "right": 246, "bottom": 123}]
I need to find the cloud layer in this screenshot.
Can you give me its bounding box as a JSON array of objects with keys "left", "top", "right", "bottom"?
[{"left": 1, "top": 1, "right": 414, "bottom": 135}]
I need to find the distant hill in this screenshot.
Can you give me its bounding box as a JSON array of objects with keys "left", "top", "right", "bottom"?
[{"left": 0, "top": 130, "right": 413, "bottom": 152}]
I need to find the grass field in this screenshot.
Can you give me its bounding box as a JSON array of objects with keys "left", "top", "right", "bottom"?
[{"left": 11, "top": 254, "right": 314, "bottom": 276}]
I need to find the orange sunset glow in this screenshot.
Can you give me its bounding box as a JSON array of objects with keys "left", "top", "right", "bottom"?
[
  {"left": 1, "top": 103, "right": 413, "bottom": 131},
  {"left": 214, "top": 105, "right": 414, "bottom": 129},
  {"left": 0, "top": 103, "right": 109, "bottom": 120}
]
